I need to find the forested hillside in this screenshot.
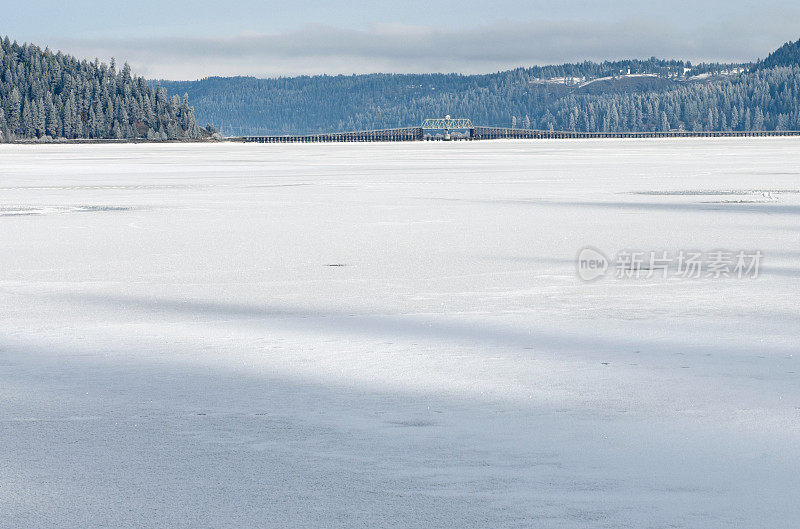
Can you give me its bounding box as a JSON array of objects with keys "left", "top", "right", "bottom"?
[
  {"left": 0, "top": 37, "right": 202, "bottom": 142},
  {"left": 543, "top": 66, "right": 800, "bottom": 132},
  {"left": 7, "top": 34, "right": 795, "bottom": 139},
  {"left": 758, "top": 38, "right": 800, "bottom": 70},
  {"left": 159, "top": 42, "right": 800, "bottom": 136}
]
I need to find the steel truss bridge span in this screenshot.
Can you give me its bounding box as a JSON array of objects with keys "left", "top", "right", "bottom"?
[{"left": 421, "top": 118, "right": 474, "bottom": 130}]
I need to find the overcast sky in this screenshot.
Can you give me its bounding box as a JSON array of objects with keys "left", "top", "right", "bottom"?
[{"left": 4, "top": 0, "right": 800, "bottom": 80}]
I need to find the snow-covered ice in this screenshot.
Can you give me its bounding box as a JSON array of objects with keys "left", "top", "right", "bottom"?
[{"left": 1, "top": 139, "right": 799, "bottom": 528}]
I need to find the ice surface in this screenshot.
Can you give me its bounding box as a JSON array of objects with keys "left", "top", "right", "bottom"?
[{"left": 1, "top": 139, "right": 799, "bottom": 528}]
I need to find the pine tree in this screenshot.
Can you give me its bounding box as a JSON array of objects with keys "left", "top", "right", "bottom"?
[
  {"left": 660, "top": 111, "right": 669, "bottom": 131},
  {"left": 0, "top": 107, "right": 7, "bottom": 138},
  {"left": 753, "top": 107, "right": 765, "bottom": 130},
  {"left": 7, "top": 87, "right": 21, "bottom": 132},
  {"left": 21, "top": 98, "right": 34, "bottom": 137}
]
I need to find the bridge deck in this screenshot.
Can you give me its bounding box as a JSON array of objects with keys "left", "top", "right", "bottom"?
[
  {"left": 241, "top": 127, "right": 423, "bottom": 143},
  {"left": 239, "top": 127, "right": 800, "bottom": 143}
]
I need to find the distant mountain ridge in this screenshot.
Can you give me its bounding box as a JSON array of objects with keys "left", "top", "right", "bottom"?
[
  {"left": 157, "top": 39, "right": 800, "bottom": 136},
  {"left": 5, "top": 35, "right": 796, "bottom": 141}
]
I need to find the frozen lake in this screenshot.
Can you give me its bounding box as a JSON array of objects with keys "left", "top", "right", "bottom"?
[{"left": 1, "top": 139, "right": 799, "bottom": 528}]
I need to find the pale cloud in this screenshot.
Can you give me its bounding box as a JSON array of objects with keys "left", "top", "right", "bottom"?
[{"left": 48, "top": 15, "right": 800, "bottom": 80}]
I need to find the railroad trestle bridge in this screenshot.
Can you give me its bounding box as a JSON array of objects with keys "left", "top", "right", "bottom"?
[{"left": 238, "top": 117, "right": 800, "bottom": 143}]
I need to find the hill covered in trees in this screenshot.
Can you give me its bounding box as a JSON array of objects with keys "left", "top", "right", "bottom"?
[
  {"left": 758, "top": 38, "right": 800, "bottom": 70},
  {"left": 6, "top": 35, "right": 799, "bottom": 139},
  {"left": 159, "top": 41, "right": 800, "bottom": 136},
  {"left": 0, "top": 37, "right": 203, "bottom": 142}
]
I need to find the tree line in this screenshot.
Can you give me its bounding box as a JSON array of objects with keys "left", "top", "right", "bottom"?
[
  {"left": 6, "top": 34, "right": 798, "bottom": 139},
  {"left": 0, "top": 37, "right": 203, "bottom": 142},
  {"left": 159, "top": 42, "right": 799, "bottom": 136},
  {"left": 758, "top": 37, "right": 800, "bottom": 70},
  {"left": 517, "top": 66, "right": 800, "bottom": 132}
]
